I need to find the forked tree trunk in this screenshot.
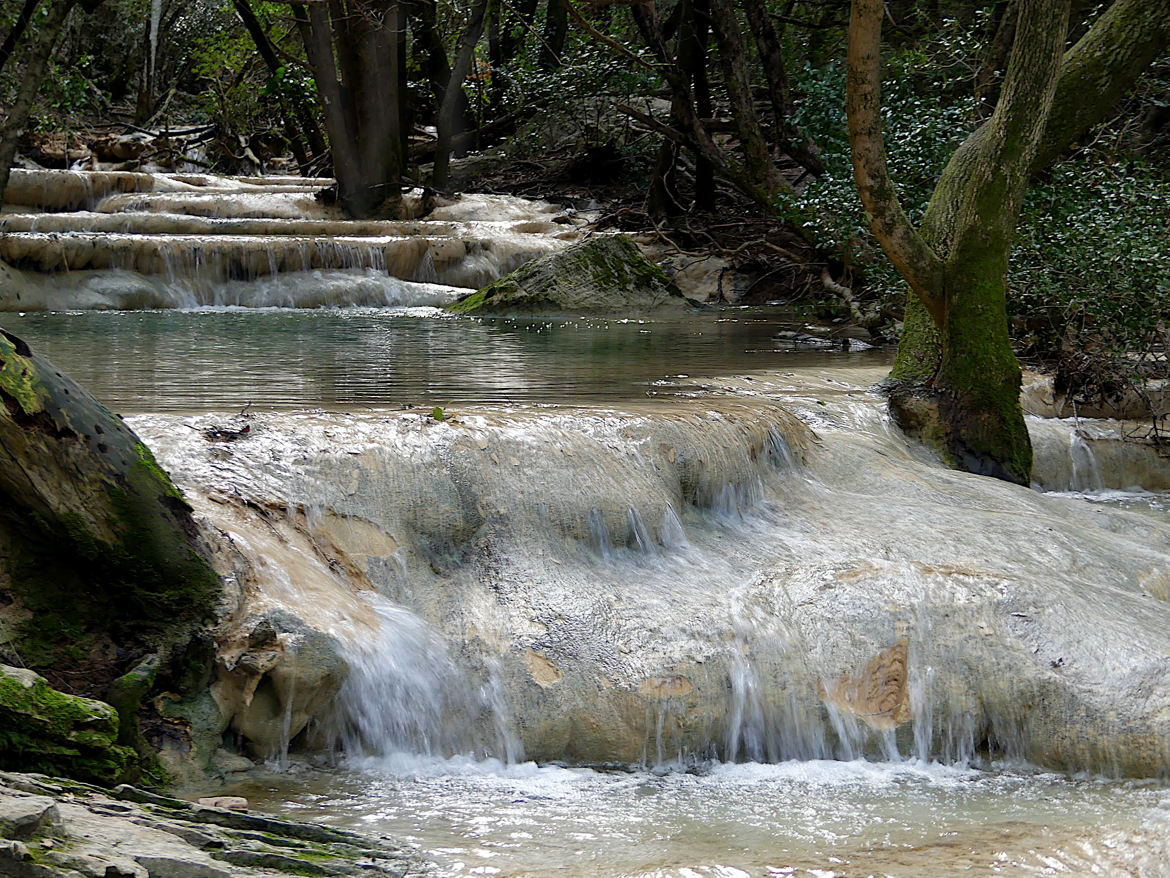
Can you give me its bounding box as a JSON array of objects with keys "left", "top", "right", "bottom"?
[
  {"left": 849, "top": 0, "right": 1072, "bottom": 483},
  {"left": 891, "top": 0, "right": 1170, "bottom": 392}
]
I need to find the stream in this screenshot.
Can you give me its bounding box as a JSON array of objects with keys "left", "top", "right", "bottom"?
[{"left": 5, "top": 170, "right": 1170, "bottom": 877}]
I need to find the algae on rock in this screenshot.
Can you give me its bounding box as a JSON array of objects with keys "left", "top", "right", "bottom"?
[
  {"left": 448, "top": 235, "right": 695, "bottom": 315},
  {"left": 0, "top": 329, "right": 222, "bottom": 783},
  {"left": 0, "top": 665, "right": 136, "bottom": 784}
]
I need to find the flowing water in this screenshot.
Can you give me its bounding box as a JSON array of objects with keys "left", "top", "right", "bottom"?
[{"left": 6, "top": 170, "right": 1170, "bottom": 876}]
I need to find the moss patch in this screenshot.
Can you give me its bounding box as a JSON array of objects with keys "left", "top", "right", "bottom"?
[
  {"left": 447, "top": 236, "right": 693, "bottom": 316},
  {"left": 0, "top": 665, "right": 136, "bottom": 784}
]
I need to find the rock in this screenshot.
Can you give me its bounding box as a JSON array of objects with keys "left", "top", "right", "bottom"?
[
  {"left": 0, "top": 793, "right": 62, "bottom": 840},
  {"left": 195, "top": 796, "right": 247, "bottom": 811},
  {"left": 211, "top": 609, "right": 347, "bottom": 759},
  {"left": 0, "top": 772, "right": 421, "bottom": 876},
  {"left": 0, "top": 329, "right": 220, "bottom": 726},
  {"left": 128, "top": 389, "right": 1170, "bottom": 777},
  {"left": 448, "top": 235, "right": 694, "bottom": 315},
  {"left": 0, "top": 666, "right": 137, "bottom": 784}
]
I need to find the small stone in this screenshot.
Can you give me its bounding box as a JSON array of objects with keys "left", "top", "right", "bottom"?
[{"left": 196, "top": 796, "right": 248, "bottom": 812}]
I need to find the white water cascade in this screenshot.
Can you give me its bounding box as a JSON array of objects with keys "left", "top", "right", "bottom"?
[
  {"left": 9, "top": 169, "right": 1170, "bottom": 875},
  {"left": 129, "top": 366, "right": 1170, "bottom": 781},
  {"left": 0, "top": 169, "right": 585, "bottom": 310}
]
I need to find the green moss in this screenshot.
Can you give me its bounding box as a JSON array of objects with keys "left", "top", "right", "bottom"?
[
  {"left": 0, "top": 668, "right": 136, "bottom": 785},
  {"left": 0, "top": 333, "right": 48, "bottom": 415},
  {"left": 446, "top": 237, "right": 687, "bottom": 316},
  {"left": 132, "top": 442, "right": 187, "bottom": 502},
  {"left": 446, "top": 289, "right": 487, "bottom": 314}
]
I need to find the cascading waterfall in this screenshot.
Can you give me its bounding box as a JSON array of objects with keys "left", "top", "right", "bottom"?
[
  {"left": 0, "top": 169, "right": 586, "bottom": 311},
  {"left": 130, "top": 379, "right": 1170, "bottom": 779},
  {"left": 324, "top": 592, "right": 521, "bottom": 762},
  {"left": 1070, "top": 427, "right": 1106, "bottom": 491}
]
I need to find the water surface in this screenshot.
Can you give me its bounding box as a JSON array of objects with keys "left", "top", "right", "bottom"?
[
  {"left": 0, "top": 308, "right": 889, "bottom": 413},
  {"left": 226, "top": 756, "right": 1170, "bottom": 877}
]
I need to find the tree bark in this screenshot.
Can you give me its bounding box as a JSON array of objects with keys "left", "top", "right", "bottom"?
[
  {"left": 540, "top": 0, "right": 567, "bottom": 69},
  {"left": 432, "top": 0, "right": 490, "bottom": 190},
  {"left": 0, "top": 0, "right": 78, "bottom": 205},
  {"left": 741, "top": 0, "right": 824, "bottom": 175},
  {"left": 849, "top": 0, "right": 1073, "bottom": 483},
  {"left": 707, "top": 0, "right": 783, "bottom": 197}
]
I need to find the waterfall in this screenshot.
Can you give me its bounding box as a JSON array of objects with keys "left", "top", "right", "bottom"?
[
  {"left": 325, "top": 592, "right": 521, "bottom": 762},
  {"left": 1069, "top": 428, "right": 1105, "bottom": 492},
  {"left": 130, "top": 360, "right": 1170, "bottom": 779}
]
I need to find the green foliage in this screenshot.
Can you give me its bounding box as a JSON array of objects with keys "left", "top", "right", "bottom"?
[
  {"left": 789, "top": 20, "right": 979, "bottom": 319},
  {"left": 1012, "top": 157, "right": 1170, "bottom": 409},
  {"left": 491, "top": 31, "right": 661, "bottom": 176}
]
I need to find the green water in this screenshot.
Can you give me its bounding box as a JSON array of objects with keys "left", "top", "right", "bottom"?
[{"left": 0, "top": 308, "right": 889, "bottom": 413}]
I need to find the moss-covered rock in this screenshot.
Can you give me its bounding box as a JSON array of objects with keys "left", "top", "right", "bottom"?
[
  {"left": 0, "top": 330, "right": 219, "bottom": 662},
  {"left": 447, "top": 235, "right": 695, "bottom": 316},
  {"left": 0, "top": 665, "right": 137, "bottom": 784},
  {"left": 0, "top": 329, "right": 222, "bottom": 782}
]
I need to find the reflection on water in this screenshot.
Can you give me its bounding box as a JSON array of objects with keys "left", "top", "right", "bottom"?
[
  {"left": 0, "top": 308, "right": 890, "bottom": 413},
  {"left": 224, "top": 757, "right": 1170, "bottom": 878}
]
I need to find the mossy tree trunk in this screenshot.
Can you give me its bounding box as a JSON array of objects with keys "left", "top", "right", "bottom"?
[
  {"left": 893, "top": 0, "right": 1170, "bottom": 398},
  {"left": 849, "top": 0, "right": 1170, "bottom": 484}
]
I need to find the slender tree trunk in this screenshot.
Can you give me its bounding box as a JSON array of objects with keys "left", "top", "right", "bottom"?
[
  {"left": 0, "top": 0, "right": 41, "bottom": 75},
  {"left": 231, "top": 0, "right": 313, "bottom": 171},
  {"left": 741, "top": 0, "right": 823, "bottom": 175},
  {"left": 539, "top": 0, "right": 567, "bottom": 69},
  {"left": 707, "top": 0, "right": 783, "bottom": 196},
  {"left": 432, "top": 0, "right": 490, "bottom": 190},
  {"left": 0, "top": 0, "right": 78, "bottom": 205}
]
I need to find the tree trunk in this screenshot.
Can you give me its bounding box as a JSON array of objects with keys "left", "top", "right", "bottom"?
[
  {"left": 741, "top": 0, "right": 824, "bottom": 175},
  {"left": 0, "top": 0, "right": 78, "bottom": 205},
  {"left": 540, "top": 0, "right": 567, "bottom": 69},
  {"left": 231, "top": 0, "right": 313, "bottom": 170},
  {"left": 849, "top": 0, "right": 1073, "bottom": 484},
  {"left": 432, "top": 0, "right": 490, "bottom": 190},
  {"left": 0, "top": 0, "right": 41, "bottom": 75},
  {"left": 297, "top": 1, "right": 405, "bottom": 217},
  {"left": 893, "top": 0, "right": 1170, "bottom": 389},
  {"left": 707, "top": 0, "right": 783, "bottom": 197}
]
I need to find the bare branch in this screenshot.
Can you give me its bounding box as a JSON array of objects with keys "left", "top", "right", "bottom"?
[{"left": 846, "top": 0, "right": 945, "bottom": 324}]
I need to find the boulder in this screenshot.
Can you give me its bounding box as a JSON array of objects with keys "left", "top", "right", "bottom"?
[
  {"left": 0, "top": 330, "right": 222, "bottom": 784},
  {"left": 448, "top": 235, "right": 695, "bottom": 315},
  {"left": 0, "top": 666, "right": 136, "bottom": 784},
  {"left": 0, "top": 329, "right": 220, "bottom": 671}
]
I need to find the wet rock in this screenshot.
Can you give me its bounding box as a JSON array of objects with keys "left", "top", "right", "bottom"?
[
  {"left": 0, "top": 330, "right": 220, "bottom": 761},
  {"left": 211, "top": 609, "right": 347, "bottom": 759},
  {"left": 448, "top": 235, "right": 694, "bottom": 315},
  {"left": 0, "top": 772, "right": 422, "bottom": 877},
  {"left": 0, "top": 665, "right": 136, "bottom": 784}
]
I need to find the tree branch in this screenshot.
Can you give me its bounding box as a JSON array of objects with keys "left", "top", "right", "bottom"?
[
  {"left": 846, "top": 0, "right": 945, "bottom": 323},
  {"left": 1031, "top": 0, "right": 1170, "bottom": 175}
]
